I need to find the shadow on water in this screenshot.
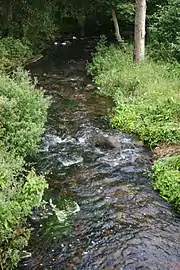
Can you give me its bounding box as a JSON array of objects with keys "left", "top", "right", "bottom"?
[{"left": 19, "top": 37, "right": 180, "bottom": 270}]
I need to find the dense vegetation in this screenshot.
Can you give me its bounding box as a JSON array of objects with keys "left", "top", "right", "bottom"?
[
  {"left": 149, "top": 0, "right": 180, "bottom": 62},
  {"left": 0, "top": 34, "right": 49, "bottom": 270},
  {"left": 0, "top": 0, "right": 180, "bottom": 268},
  {"left": 88, "top": 40, "right": 180, "bottom": 147}
]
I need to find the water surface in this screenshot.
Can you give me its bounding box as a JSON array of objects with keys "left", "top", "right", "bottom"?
[{"left": 20, "top": 37, "right": 180, "bottom": 270}]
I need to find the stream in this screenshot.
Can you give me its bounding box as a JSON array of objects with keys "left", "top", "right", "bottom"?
[{"left": 20, "top": 37, "right": 180, "bottom": 270}]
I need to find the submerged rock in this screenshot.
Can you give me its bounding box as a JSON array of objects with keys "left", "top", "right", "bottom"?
[
  {"left": 85, "top": 84, "right": 94, "bottom": 91},
  {"left": 94, "top": 134, "right": 121, "bottom": 149}
]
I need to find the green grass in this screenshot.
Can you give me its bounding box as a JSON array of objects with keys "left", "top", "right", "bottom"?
[{"left": 88, "top": 39, "right": 180, "bottom": 208}]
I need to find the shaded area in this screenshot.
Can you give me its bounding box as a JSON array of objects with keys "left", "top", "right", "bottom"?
[{"left": 20, "top": 38, "right": 180, "bottom": 270}]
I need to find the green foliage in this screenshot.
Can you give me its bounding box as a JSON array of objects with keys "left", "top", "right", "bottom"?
[
  {"left": 22, "top": 3, "right": 58, "bottom": 52},
  {"left": 113, "top": 100, "right": 180, "bottom": 147},
  {"left": 152, "top": 155, "right": 180, "bottom": 208},
  {"left": 147, "top": 0, "right": 168, "bottom": 15},
  {"left": 0, "top": 3, "right": 57, "bottom": 269},
  {"left": 0, "top": 37, "right": 32, "bottom": 72},
  {"left": 149, "top": 0, "right": 180, "bottom": 62},
  {"left": 88, "top": 43, "right": 180, "bottom": 147},
  {"left": 116, "top": 3, "right": 135, "bottom": 24},
  {"left": 1, "top": 1, "right": 58, "bottom": 53},
  {"left": 0, "top": 150, "right": 48, "bottom": 268},
  {"left": 0, "top": 70, "right": 50, "bottom": 157},
  {"left": 0, "top": 69, "right": 49, "bottom": 269}
]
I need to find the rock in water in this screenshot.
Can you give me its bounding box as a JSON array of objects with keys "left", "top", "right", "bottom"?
[
  {"left": 94, "top": 135, "right": 121, "bottom": 149},
  {"left": 85, "top": 84, "right": 94, "bottom": 91}
]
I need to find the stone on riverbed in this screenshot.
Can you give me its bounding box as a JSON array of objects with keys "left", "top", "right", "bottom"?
[
  {"left": 94, "top": 134, "right": 121, "bottom": 149},
  {"left": 85, "top": 84, "right": 94, "bottom": 91}
]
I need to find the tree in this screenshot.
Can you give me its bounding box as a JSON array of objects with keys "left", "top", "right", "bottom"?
[
  {"left": 133, "top": 0, "right": 146, "bottom": 63},
  {"left": 150, "top": 0, "right": 180, "bottom": 62},
  {"left": 96, "top": 0, "right": 135, "bottom": 42},
  {"left": 111, "top": 8, "right": 123, "bottom": 42}
]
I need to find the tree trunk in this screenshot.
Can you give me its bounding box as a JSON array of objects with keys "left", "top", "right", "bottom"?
[
  {"left": 111, "top": 9, "right": 123, "bottom": 43},
  {"left": 133, "top": 0, "right": 146, "bottom": 63}
]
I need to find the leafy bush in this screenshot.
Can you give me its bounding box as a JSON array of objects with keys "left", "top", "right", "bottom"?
[
  {"left": 116, "top": 3, "right": 135, "bottom": 24},
  {"left": 0, "top": 70, "right": 49, "bottom": 268},
  {"left": 0, "top": 37, "right": 32, "bottom": 72},
  {"left": 0, "top": 70, "right": 50, "bottom": 156},
  {"left": 149, "top": 0, "right": 180, "bottom": 62},
  {"left": 0, "top": 149, "right": 47, "bottom": 268},
  {"left": 153, "top": 155, "right": 180, "bottom": 208},
  {"left": 112, "top": 99, "right": 180, "bottom": 147},
  {"left": 0, "top": 10, "right": 51, "bottom": 268},
  {"left": 22, "top": 3, "right": 58, "bottom": 52}
]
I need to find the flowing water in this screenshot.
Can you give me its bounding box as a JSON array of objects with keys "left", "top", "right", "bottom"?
[{"left": 20, "top": 37, "right": 180, "bottom": 270}]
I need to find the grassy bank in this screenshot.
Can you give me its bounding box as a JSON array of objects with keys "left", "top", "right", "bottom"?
[
  {"left": 0, "top": 38, "right": 49, "bottom": 268},
  {"left": 88, "top": 39, "right": 180, "bottom": 209}
]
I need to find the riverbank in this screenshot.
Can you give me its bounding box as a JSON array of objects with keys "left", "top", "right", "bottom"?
[
  {"left": 87, "top": 39, "right": 180, "bottom": 209},
  {"left": 0, "top": 37, "right": 49, "bottom": 268}
]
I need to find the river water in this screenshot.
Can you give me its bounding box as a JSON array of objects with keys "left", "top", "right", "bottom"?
[{"left": 20, "top": 37, "right": 180, "bottom": 270}]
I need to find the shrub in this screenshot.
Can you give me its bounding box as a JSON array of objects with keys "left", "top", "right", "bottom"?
[
  {"left": 22, "top": 3, "right": 58, "bottom": 52},
  {"left": 0, "top": 37, "right": 32, "bottom": 72},
  {"left": 0, "top": 69, "right": 49, "bottom": 268},
  {"left": 149, "top": 0, "right": 180, "bottom": 62},
  {"left": 153, "top": 155, "right": 180, "bottom": 208},
  {"left": 0, "top": 148, "right": 48, "bottom": 268},
  {"left": 88, "top": 42, "right": 180, "bottom": 147},
  {"left": 0, "top": 70, "right": 50, "bottom": 156},
  {"left": 112, "top": 99, "right": 180, "bottom": 147}
]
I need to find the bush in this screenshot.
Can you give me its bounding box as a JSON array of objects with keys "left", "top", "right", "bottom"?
[
  {"left": 149, "top": 0, "right": 180, "bottom": 62},
  {"left": 0, "top": 70, "right": 49, "bottom": 268},
  {"left": 153, "top": 155, "right": 180, "bottom": 208},
  {"left": 88, "top": 42, "right": 180, "bottom": 147},
  {"left": 0, "top": 149, "right": 47, "bottom": 268},
  {"left": 0, "top": 37, "right": 32, "bottom": 72},
  {"left": 112, "top": 99, "right": 180, "bottom": 147},
  {"left": 22, "top": 3, "right": 58, "bottom": 52},
  {"left": 0, "top": 70, "right": 50, "bottom": 156}
]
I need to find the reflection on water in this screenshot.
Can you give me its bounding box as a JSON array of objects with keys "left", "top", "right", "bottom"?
[{"left": 20, "top": 37, "right": 180, "bottom": 270}]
